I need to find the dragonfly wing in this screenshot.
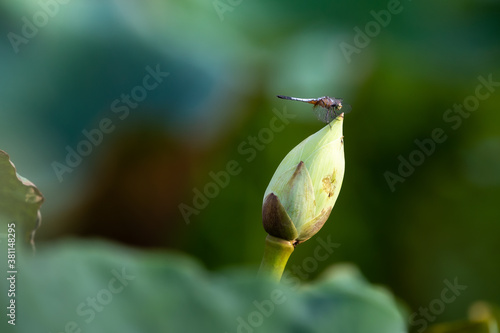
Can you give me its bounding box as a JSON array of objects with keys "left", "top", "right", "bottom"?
[
  {"left": 312, "top": 106, "right": 333, "bottom": 123},
  {"left": 341, "top": 104, "right": 352, "bottom": 114},
  {"left": 313, "top": 105, "right": 349, "bottom": 123}
]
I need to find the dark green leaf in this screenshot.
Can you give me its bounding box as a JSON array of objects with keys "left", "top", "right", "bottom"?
[{"left": 1, "top": 240, "right": 407, "bottom": 333}]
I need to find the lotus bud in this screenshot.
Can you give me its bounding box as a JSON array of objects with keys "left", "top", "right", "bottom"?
[{"left": 262, "top": 115, "right": 345, "bottom": 244}]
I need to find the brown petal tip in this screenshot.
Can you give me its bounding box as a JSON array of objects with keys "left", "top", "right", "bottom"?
[{"left": 262, "top": 193, "right": 298, "bottom": 241}]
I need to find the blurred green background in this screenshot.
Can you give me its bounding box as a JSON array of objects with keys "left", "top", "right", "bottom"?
[{"left": 1, "top": 0, "right": 499, "bottom": 327}]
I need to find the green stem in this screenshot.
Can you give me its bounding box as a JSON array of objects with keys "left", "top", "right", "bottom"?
[{"left": 258, "top": 235, "right": 294, "bottom": 281}]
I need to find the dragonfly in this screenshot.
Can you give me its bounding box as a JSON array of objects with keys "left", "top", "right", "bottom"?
[{"left": 277, "top": 95, "right": 351, "bottom": 124}]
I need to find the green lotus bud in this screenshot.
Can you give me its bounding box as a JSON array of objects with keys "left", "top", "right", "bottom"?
[{"left": 262, "top": 115, "right": 345, "bottom": 244}]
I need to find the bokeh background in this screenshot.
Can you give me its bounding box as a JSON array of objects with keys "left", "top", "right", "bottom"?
[{"left": 1, "top": 0, "right": 499, "bottom": 326}]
